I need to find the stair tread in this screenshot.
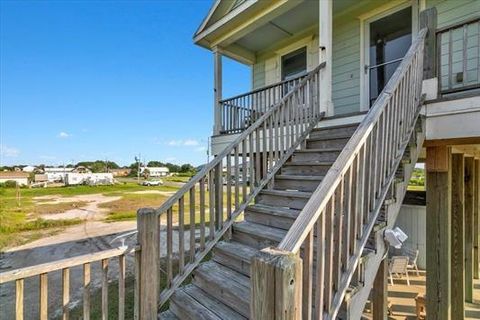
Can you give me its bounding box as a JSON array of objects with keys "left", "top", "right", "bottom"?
[
  {"left": 233, "top": 221, "right": 287, "bottom": 243},
  {"left": 193, "top": 261, "right": 250, "bottom": 317},
  {"left": 284, "top": 161, "right": 334, "bottom": 166},
  {"left": 246, "top": 203, "right": 300, "bottom": 219},
  {"left": 171, "top": 288, "right": 223, "bottom": 320},
  {"left": 307, "top": 133, "right": 352, "bottom": 141},
  {"left": 183, "top": 285, "right": 246, "bottom": 320},
  {"left": 158, "top": 310, "right": 178, "bottom": 320},
  {"left": 313, "top": 123, "right": 359, "bottom": 131},
  {"left": 259, "top": 189, "right": 312, "bottom": 198},
  {"left": 275, "top": 174, "right": 324, "bottom": 181},
  {"left": 214, "top": 240, "right": 259, "bottom": 264},
  {"left": 294, "top": 148, "right": 343, "bottom": 153}
]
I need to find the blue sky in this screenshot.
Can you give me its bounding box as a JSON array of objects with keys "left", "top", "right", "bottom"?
[{"left": 0, "top": 0, "right": 250, "bottom": 167}]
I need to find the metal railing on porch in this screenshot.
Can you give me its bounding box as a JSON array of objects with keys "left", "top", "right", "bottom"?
[
  {"left": 437, "top": 17, "right": 480, "bottom": 94},
  {"left": 219, "top": 73, "right": 307, "bottom": 134},
  {"left": 250, "top": 28, "right": 427, "bottom": 319}
]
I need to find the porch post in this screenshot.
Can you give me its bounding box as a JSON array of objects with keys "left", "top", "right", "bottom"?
[
  {"left": 251, "top": 247, "right": 302, "bottom": 319},
  {"left": 372, "top": 258, "right": 388, "bottom": 320},
  {"left": 425, "top": 146, "right": 451, "bottom": 320},
  {"left": 451, "top": 153, "right": 465, "bottom": 319},
  {"left": 464, "top": 157, "right": 475, "bottom": 302},
  {"left": 475, "top": 159, "right": 480, "bottom": 279},
  {"left": 213, "top": 48, "right": 223, "bottom": 135},
  {"left": 318, "top": 0, "right": 333, "bottom": 116}
]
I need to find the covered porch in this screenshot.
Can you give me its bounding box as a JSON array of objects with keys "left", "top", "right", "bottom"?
[{"left": 195, "top": 0, "right": 425, "bottom": 138}]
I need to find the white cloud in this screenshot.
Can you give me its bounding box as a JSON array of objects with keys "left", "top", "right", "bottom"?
[
  {"left": 164, "top": 157, "right": 176, "bottom": 162},
  {"left": 58, "top": 132, "right": 71, "bottom": 139},
  {"left": 0, "top": 144, "right": 20, "bottom": 157},
  {"left": 167, "top": 139, "right": 199, "bottom": 147}
]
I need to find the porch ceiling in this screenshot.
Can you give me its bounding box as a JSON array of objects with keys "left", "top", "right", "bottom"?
[{"left": 234, "top": 0, "right": 318, "bottom": 53}]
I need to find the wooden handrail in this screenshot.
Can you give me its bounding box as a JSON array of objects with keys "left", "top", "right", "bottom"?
[
  {"left": 279, "top": 29, "right": 427, "bottom": 252},
  {"left": 0, "top": 245, "right": 136, "bottom": 320},
  {"left": 136, "top": 62, "right": 326, "bottom": 312},
  {"left": 0, "top": 246, "right": 135, "bottom": 284},
  {"left": 152, "top": 62, "right": 325, "bottom": 217},
  {"left": 271, "top": 28, "right": 428, "bottom": 319}
]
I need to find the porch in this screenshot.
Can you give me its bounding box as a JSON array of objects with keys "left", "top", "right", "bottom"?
[
  {"left": 199, "top": 0, "right": 480, "bottom": 155},
  {"left": 364, "top": 271, "right": 480, "bottom": 319}
]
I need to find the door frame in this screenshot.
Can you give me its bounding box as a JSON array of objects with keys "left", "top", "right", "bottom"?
[{"left": 359, "top": 0, "right": 420, "bottom": 111}]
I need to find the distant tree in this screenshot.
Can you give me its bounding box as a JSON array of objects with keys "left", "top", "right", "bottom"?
[
  {"left": 147, "top": 161, "right": 165, "bottom": 167},
  {"left": 180, "top": 164, "right": 195, "bottom": 173},
  {"left": 76, "top": 160, "right": 119, "bottom": 173}
]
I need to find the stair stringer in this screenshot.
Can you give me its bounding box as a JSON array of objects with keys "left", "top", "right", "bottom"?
[{"left": 341, "top": 116, "right": 426, "bottom": 319}]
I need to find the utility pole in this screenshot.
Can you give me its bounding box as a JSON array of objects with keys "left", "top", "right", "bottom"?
[{"left": 135, "top": 154, "right": 141, "bottom": 184}]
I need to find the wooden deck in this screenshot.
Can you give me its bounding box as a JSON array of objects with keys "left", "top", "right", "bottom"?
[{"left": 364, "top": 271, "right": 480, "bottom": 319}]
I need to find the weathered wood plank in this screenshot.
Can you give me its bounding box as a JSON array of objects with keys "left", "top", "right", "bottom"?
[
  {"left": 118, "top": 255, "right": 125, "bottom": 320},
  {"left": 451, "top": 153, "right": 465, "bottom": 319},
  {"left": 39, "top": 273, "right": 48, "bottom": 320},
  {"left": 101, "top": 259, "right": 109, "bottom": 320},
  {"left": 62, "top": 268, "right": 70, "bottom": 320},
  {"left": 426, "top": 146, "right": 451, "bottom": 320},
  {"left": 137, "top": 208, "right": 160, "bottom": 319},
  {"left": 83, "top": 262, "right": 91, "bottom": 320},
  {"left": 251, "top": 248, "right": 302, "bottom": 320},
  {"left": 372, "top": 259, "right": 387, "bottom": 320},
  {"left": 16, "top": 279, "right": 23, "bottom": 320},
  {"left": 465, "top": 157, "right": 475, "bottom": 302}
]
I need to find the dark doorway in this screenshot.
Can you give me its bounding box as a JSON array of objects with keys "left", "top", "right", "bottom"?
[{"left": 369, "top": 7, "right": 412, "bottom": 106}]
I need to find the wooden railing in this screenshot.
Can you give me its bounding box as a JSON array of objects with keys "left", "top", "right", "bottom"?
[
  {"left": 437, "top": 17, "right": 480, "bottom": 94},
  {"left": 0, "top": 246, "right": 136, "bottom": 320},
  {"left": 252, "top": 29, "right": 427, "bottom": 319},
  {"left": 136, "top": 63, "right": 325, "bottom": 319},
  {"left": 219, "top": 73, "right": 307, "bottom": 134}
]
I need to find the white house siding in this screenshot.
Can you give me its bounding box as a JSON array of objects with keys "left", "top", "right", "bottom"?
[
  {"left": 394, "top": 204, "right": 426, "bottom": 269},
  {"left": 0, "top": 177, "right": 29, "bottom": 186}
]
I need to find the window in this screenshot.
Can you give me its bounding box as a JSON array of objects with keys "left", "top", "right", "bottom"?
[{"left": 281, "top": 47, "right": 307, "bottom": 81}]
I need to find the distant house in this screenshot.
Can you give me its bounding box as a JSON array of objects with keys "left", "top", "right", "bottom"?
[
  {"left": 0, "top": 172, "right": 29, "bottom": 186},
  {"left": 109, "top": 168, "right": 131, "bottom": 177},
  {"left": 65, "top": 173, "right": 114, "bottom": 186},
  {"left": 22, "top": 165, "right": 36, "bottom": 173},
  {"left": 140, "top": 166, "right": 169, "bottom": 177},
  {"left": 34, "top": 174, "right": 48, "bottom": 183},
  {"left": 44, "top": 167, "right": 74, "bottom": 182},
  {"left": 72, "top": 166, "right": 91, "bottom": 173}
]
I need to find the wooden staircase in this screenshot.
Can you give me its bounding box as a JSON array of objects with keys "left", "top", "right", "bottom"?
[{"left": 162, "top": 123, "right": 360, "bottom": 319}]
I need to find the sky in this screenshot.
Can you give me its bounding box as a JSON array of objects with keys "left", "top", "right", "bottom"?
[{"left": 0, "top": 0, "right": 251, "bottom": 167}]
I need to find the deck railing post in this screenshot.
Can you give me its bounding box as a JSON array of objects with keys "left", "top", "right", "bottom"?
[
  {"left": 251, "top": 247, "right": 302, "bottom": 320},
  {"left": 137, "top": 208, "right": 160, "bottom": 319},
  {"left": 420, "top": 7, "right": 437, "bottom": 79}
]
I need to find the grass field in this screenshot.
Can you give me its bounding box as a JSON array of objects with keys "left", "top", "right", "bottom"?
[{"left": 0, "top": 182, "right": 182, "bottom": 250}]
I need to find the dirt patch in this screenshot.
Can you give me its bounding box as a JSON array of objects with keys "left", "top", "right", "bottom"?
[
  {"left": 34, "top": 201, "right": 90, "bottom": 215},
  {"left": 33, "top": 194, "right": 121, "bottom": 221},
  {"left": 128, "top": 190, "right": 175, "bottom": 195}
]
